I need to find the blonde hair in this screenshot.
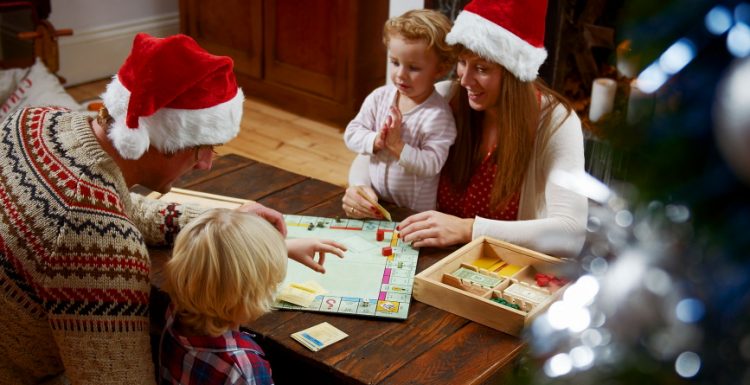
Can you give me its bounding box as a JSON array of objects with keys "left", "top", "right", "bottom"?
[
  {"left": 383, "top": 9, "right": 456, "bottom": 69},
  {"left": 162, "top": 208, "right": 287, "bottom": 337}
]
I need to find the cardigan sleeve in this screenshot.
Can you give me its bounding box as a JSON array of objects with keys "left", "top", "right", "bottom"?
[{"left": 472, "top": 106, "right": 588, "bottom": 258}]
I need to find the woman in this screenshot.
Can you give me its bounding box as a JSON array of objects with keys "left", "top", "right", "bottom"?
[{"left": 342, "top": 0, "right": 587, "bottom": 258}]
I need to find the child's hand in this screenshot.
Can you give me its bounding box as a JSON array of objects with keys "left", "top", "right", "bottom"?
[
  {"left": 373, "top": 117, "right": 390, "bottom": 153},
  {"left": 384, "top": 106, "right": 404, "bottom": 158},
  {"left": 236, "top": 202, "right": 287, "bottom": 237},
  {"left": 286, "top": 238, "right": 347, "bottom": 273}
]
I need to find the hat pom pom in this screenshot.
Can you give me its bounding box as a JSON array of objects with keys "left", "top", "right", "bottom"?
[
  {"left": 107, "top": 120, "right": 151, "bottom": 159},
  {"left": 101, "top": 75, "right": 151, "bottom": 159}
]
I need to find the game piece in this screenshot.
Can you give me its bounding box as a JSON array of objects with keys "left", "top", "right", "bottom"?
[
  {"left": 307, "top": 223, "right": 314, "bottom": 230},
  {"left": 491, "top": 297, "right": 522, "bottom": 310},
  {"left": 355, "top": 186, "right": 392, "bottom": 221},
  {"left": 382, "top": 246, "right": 392, "bottom": 256},
  {"left": 376, "top": 229, "right": 385, "bottom": 241},
  {"left": 291, "top": 322, "right": 348, "bottom": 352},
  {"left": 535, "top": 273, "right": 550, "bottom": 286},
  {"left": 397, "top": 261, "right": 403, "bottom": 268},
  {"left": 452, "top": 267, "right": 503, "bottom": 288},
  {"left": 316, "top": 221, "right": 324, "bottom": 227},
  {"left": 535, "top": 273, "right": 568, "bottom": 287}
]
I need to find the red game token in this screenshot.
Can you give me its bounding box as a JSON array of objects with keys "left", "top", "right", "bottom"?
[
  {"left": 535, "top": 273, "right": 551, "bottom": 287},
  {"left": 381, "top": 246, "right": 392, "bottom": 256},
  {"left": 376, "top": 229, "right": 385, "bottom": 241}
]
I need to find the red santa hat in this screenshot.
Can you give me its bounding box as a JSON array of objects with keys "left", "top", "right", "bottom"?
[
  {"left": 101, "top": 33, "right": 244, "bottom": 159},
  {"left": 446, "top": 0, "right": 548, "bottom": 82}
]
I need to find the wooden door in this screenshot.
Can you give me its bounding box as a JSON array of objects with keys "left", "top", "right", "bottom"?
[
  {"left": 262, "top": 0, "right": 349, "bottom": 101},
  {"left": 179, "top": 0, "right": 263, "bottom": 79}
]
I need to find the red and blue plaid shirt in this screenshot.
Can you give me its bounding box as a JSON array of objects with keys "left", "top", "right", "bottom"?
[{"left": 160, "top": 309, "right": 274, "bottom": 385}]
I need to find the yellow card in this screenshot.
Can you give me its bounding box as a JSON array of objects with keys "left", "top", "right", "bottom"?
[{"left": 355, "top": 186, "right": 392, "bottom": 221}]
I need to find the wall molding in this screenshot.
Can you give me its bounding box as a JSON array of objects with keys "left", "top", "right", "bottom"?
[{"left": 59, "top": 12, "right": 179, "bottom": 86}]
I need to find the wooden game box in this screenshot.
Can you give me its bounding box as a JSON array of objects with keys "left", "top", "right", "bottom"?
[{"left": 413, "top": 236, "right": 569, "bottom": 337}]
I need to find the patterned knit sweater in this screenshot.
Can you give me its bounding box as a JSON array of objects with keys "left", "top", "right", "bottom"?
[{"left": 0, "top": 107, "right": 204, "bottom": 384}]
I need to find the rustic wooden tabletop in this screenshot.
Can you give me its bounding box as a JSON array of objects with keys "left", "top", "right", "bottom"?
[{"left": 147, "top": 154, "right": 524, "bottom": 385}]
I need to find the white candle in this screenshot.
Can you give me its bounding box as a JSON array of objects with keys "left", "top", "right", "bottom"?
[{"left": 589, "top": 78, "right": 617, "bottom": 123}]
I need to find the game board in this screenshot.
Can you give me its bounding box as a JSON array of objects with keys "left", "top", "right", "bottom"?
[
  {"left": 275, "top": 214, "right": 418, "bottom": 320},
  {"left": 148, "top": 188, "right": 419, "bottom": 320}
]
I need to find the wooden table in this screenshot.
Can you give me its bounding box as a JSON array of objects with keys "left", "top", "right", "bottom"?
[{"left": 149, "top": 154, "right": 525, "bottom": 385}]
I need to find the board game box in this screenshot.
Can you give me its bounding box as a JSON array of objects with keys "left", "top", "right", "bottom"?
[{"left": 413, "top": 236, "right": 569, "bottom": 336}]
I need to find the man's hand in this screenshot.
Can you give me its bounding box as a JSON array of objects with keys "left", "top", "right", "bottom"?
[{"left": 236, "top": 201, "right": 287, "bottom": 237}]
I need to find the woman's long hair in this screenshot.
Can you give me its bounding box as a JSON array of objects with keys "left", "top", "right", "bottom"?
[{"left": 444, "top": 64, "right": 573, "bottom": 210}]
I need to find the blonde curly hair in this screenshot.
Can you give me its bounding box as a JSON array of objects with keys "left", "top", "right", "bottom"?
[
  {"left": 163, "top": 208, "right": 287, "bottom": 336},
  {"left": 383, "top": 9, "right": 456, "bottom": 70}
]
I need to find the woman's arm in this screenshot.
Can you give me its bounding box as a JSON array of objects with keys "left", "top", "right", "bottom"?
[
  {"left": 473, "top": 106, "right": 588, "bottom": 258},
  {"left": 400, "top": 106, "right": 587, "bottom": 258}
]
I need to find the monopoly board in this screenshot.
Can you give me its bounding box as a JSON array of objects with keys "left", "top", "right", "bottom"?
[
  {"left": 277, "top": 214, "right": 418, "bottom": 320},
  {"left": 149, "top": 188, "right": 419, "bottom": 320}
]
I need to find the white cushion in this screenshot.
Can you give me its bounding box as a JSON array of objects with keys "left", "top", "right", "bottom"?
[
  {"left": 0, "top": 58, "right": 82, "bottom": 122},
  {"left": 0, "top": 67, "right": 28, "bottom": 104}
]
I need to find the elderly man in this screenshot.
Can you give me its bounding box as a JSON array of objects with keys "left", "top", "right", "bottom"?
[{"left": 0, "top": 33, "right": 341, "bottom": 384}]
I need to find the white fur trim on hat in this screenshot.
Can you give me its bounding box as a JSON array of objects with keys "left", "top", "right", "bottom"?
[
  {"left": 101, "top": 76, "right": 244, "bottom": 159},
  {"left": 446, "top": 10, "right": 547, "bottom": 82}
]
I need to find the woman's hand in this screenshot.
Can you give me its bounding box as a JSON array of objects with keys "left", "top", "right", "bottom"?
[
  {"left": 286, "top": 238, "right": 347, "bottom": 273},
  {"left": 384, "top": 106, "right": 404, "bottom": 158},
  {"left": 236, "top": 201, "right": 287, "bottom": 237},
  {"left": 341, "top": 185, "right": 384, "bottom": 219},
  {"left": 398, "top": 210, "right": 474, "bottom": 248}
]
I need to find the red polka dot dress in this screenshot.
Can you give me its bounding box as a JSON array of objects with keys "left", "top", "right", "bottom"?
[{"left": 437, "top": 152, "right": 520, "bottom": 221}]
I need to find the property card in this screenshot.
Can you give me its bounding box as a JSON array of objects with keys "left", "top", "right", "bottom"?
[
  {"left": 291, "top": 322, "right": 348, "bottom": 352},
  {"left": 277, "top": 281, "right": 328, "bottom": 307}
]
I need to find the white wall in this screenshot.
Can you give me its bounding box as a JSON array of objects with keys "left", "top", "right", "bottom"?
[{"left": 49, "top": 0, "right": 179, "bottom": 86}]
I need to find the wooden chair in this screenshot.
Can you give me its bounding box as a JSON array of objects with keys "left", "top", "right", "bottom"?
[{"left": 0, "top": 0, "right": 72, "bottom": 81}]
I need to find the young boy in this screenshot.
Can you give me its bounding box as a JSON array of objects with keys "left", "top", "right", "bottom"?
[
  {"left": 344, "top": 9, "right": 457, "bottom": 213},
  {"left": 159, "top": 209, "right": 287, "bottom": 385}
]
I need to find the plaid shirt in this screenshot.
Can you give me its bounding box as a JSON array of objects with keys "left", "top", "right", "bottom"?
[{"left": 160, "top": 309, "right": 274, "bottom": 385}]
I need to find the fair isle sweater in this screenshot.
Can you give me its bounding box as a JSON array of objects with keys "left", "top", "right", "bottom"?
[{"left": 0, "top": 107, "right": 204, "bottom": 384}]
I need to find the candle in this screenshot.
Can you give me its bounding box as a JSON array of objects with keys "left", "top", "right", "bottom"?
[{"left": 589, "top": 78, "right": 617, "bottom": 123}]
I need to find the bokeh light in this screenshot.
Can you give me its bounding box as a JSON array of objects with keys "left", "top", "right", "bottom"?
[{"left": 705, "top": 5, "right": 733, "bottom": 35}]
